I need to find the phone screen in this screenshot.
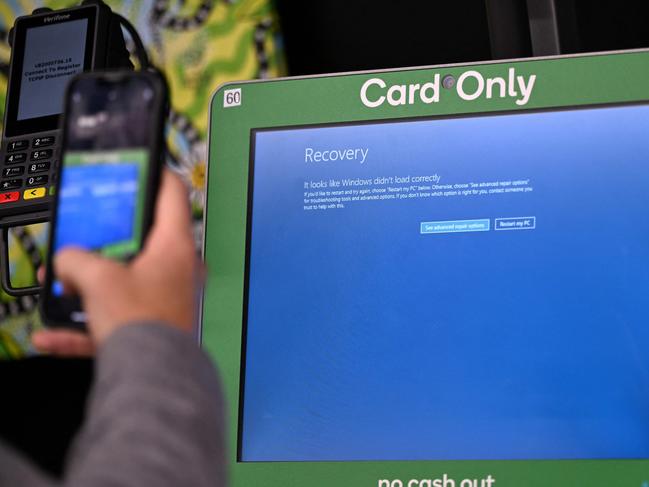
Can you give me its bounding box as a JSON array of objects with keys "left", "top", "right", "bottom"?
[{"left": 49, "top": 75, "right": 159, "bottom": 299}]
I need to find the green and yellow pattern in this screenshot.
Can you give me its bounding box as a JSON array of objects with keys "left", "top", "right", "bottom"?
[{"left": 0, "top": 0, "right": 285, "bottom": 358}]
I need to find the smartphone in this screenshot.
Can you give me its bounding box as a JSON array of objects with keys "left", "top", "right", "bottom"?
[{"left": 41, "top": 71, "right": 167, "bottom": 328}]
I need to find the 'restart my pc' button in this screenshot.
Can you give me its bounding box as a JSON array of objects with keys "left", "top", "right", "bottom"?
[{"left": 494, "top": 216, "right": 536, "bottom": 230}]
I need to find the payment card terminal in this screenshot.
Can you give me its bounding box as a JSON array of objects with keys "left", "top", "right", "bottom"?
[
  {"left": 0, "top": 1, "right": 133, "bottom": 295},
  {"left": 0, "top": 1, "right": 131, "bottom": 220}
]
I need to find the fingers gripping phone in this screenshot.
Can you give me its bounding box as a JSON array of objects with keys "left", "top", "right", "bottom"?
[{"left": 41, "top": 71, "right": 168, "bottom": 328}]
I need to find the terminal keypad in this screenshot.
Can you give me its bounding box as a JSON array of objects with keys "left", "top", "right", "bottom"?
[{"left": 0, "top": 134, "right": 57, "bottom": 208}]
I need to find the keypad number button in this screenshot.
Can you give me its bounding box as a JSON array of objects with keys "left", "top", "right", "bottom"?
[
  {"left": 28, "top": 161, "right": 50, "bottom": 174},
  {"left": 3, "top": 166, "right": 24, "bottom": 177},
  {"left": 32, "top": 136, "right": 55, "bottom": 148},
  {"left": 27, "top": 175, "right": 48, "bottom": 187},
  {"left": 5, "top": 153, "right": 27, "bottom": 164},
  {"left": 7, "top": 140, "right": 28, "bottom": 152},
  {"left": 30, "top": 149, "right": 52, "bottom": 161}
]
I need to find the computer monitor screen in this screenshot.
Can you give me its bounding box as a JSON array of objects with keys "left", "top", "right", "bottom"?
[{"left": 240, "top": 102, "right": 649, "bottom": 462}]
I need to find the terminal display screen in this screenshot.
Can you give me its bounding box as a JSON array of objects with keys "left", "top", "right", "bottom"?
[
  {"left": 18, "top": 19, "right": 88, "bottom": 121},
  {"left": 240, "top": 103, "right": 649, "bottom": 462},
  {"left": 4, "top": 8, "right": 96, "bottom": 137}
]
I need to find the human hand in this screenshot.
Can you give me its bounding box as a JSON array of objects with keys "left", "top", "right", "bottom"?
[{"left": 32, "top": 170, "right": 200, "bottom": 357}]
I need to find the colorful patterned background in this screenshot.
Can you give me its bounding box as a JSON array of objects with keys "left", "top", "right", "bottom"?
[{"left": 0, "top": 0, "right": 285, "bottom": 358}]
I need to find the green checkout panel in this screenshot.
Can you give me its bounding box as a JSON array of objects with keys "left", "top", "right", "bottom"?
[{"left": 202, "top": 50, "right": 649, "bottom": 487}]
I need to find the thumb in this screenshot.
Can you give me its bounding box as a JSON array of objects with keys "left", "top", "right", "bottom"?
[{"left": 54, "top": 247, "right": 123, "bottom": 298}]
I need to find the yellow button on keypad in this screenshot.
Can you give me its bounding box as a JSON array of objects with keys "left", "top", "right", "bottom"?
[{"left": 23, "top": 187, "right": 46, "bottom": 199}]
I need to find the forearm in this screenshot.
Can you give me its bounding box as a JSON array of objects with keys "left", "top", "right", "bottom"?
[{"left": 64, "top": 324, "right": 226, "bottom": 487}]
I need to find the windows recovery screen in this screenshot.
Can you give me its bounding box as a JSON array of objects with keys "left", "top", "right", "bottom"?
[{"left": 241, "top": 104, "right": 649, "bottom": 462}]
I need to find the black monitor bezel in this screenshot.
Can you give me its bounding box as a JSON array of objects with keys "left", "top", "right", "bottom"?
[{"left": 4, "top": 5, "right": 98, "bottom": 138}]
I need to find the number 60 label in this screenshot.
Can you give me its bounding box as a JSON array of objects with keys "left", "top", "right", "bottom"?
[{"left": 223, "top": 88, "right": 242, "bottom": 108}]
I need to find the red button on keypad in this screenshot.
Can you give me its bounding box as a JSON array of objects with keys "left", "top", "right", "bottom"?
[{"left": 0, "top": 191, "right": 19, "bottom": 203}]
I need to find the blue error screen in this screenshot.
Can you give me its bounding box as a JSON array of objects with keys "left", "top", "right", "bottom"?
[{"left": 240, "top": 104, "right": 649, "bottom": 462}]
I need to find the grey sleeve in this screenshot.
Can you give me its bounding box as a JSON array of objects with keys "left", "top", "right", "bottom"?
[
  {"left": 1, "top": 324, "right": 227, "bottom": 487},
  {"left": 64, "top": 323, "right": 228, "bottom": 487},
  {"left": 0, "top": 442, "right": 57, "bottom": 487}
]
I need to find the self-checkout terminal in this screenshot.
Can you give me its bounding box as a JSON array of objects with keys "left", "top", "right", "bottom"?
[
  {"left": 0, "top": 1, "right": 141, "bottom": 295},
  {"left": 203, "top": 50, "right": 649, "bottom": 487}
]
